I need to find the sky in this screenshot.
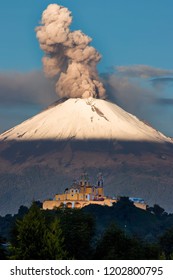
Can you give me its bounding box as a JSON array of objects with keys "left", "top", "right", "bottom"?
[{"left": 0, "top": 0, "right": 173, "bottom": 136}]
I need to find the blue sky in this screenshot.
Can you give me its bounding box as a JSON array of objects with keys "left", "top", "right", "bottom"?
[{"left": 0, "top": 0, "right": 173, "bottom": 136}]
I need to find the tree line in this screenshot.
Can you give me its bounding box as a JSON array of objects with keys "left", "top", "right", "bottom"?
[{"left": 1, "top": 198, "right": 173, "bottom": 259}]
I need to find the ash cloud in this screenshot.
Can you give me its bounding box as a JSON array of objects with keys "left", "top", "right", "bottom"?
[
  {"left": 151, "top": 77, "right": 173, "bottom": 89},
  {"left": 155, "top": 97, "right": 173, "bottom": 106},
  {"left": 0, "top": 71, "right": 56, "bottom": 106},
  {"left": 0, "top": 71, "right": 57, "bottom": 133},
  {"left": 102, "top": 66, "right": 173, "bottom": 136},
  {"left": 116, "top": 65, "right": 173, "bottom": 78},
  {"left": 102, "top": 73, "right": 155, "bottom": 116},
  {"left": 36, "top": 4, "right": 105, "bottom": 99}
]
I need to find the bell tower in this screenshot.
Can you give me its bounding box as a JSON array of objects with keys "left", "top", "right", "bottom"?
[
  {"left": 96, "top": 172, "right": 104, "bottom": 196},
  {"left": 80, "top": 171, "right": 89, "bottom": 187}
]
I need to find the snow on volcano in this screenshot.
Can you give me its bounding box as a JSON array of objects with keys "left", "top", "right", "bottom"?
[{"left": 0, "top": 98, "right": 171, "bottom": 143}]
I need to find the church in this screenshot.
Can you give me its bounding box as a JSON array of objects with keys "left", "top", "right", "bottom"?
[{"left": 43, "top": 172, "right": 146, "bottom": 210}]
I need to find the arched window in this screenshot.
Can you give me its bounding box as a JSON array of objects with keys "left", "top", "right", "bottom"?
[
  {"left": 75, "top": 202, "right": 81, "bottom": 208},
  {"left": 66, "top": 202, "right": 72, "bottom": 208}
]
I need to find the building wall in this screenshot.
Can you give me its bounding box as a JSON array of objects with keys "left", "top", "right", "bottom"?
[
  {"left": 133, "top": 202, "right": 146, "bottom": 210},
  {"left": 55, "top": 194, "right": 66, "bottom": 201},
  {"left": 43, "top": 199, "right": 147, "bottom": 211},
  {"left": 43, "top": 198, "right": 118, "bottom": 210},
  {"left": 97, "top": 187, "right": 104, "bottom": 196},
  {"left": 43, "top": 200, "right": 61, "bottom": 210}
]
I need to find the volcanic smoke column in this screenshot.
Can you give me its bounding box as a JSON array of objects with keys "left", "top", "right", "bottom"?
[{"left": 36, "top": 4, "right": 106, "bottom": 99}]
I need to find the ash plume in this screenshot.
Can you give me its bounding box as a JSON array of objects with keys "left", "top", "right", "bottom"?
[{"left": 36, "top": 4, "right": 105, "bottom": 99}]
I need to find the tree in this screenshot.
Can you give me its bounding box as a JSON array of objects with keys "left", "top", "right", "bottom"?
[
  {"left": 10, "top": 202, "right": 69, "bottom": 260},
  {"left": 94, "top": 224, "right": 130, "bottom": 259},
  {"left": 159, "top": 228, "right": 173, "bottom": 259},
  {"left": 10, "top": 202, "right": 47, "bottom": 259},
  {"left": 43, "top": 218, "right": 67, "bottom": 259},
  {"left": 94, "top": 223, "right": 160, "bottom": 260},
  {"left": 116, "top": 196, "right": 134, "bottom": 207},
  {"left": 60, "top": 208, "right": 95, "bottom": 259},
  {"left": 17, "top": 205, "right": 29, "bottom": 218},
  {"left": 149, "top": 204, "right": 166, "bottom": 218},
  {"left": 0, "top": 236, "right": 7, "bottom": 259}
]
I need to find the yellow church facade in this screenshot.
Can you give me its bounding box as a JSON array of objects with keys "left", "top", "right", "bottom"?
[{"left": 43, "top": 173, "right": 147, "bottom": 210}]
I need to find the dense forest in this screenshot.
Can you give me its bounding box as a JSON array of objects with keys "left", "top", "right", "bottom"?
[{"left": 1, "top": 198, "right": 173, "bottom": 260}]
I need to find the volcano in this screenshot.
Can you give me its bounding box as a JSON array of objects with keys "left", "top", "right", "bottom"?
[
  {"left": 0, "top": 98, "right": 173, "bottom": 215},
  {"left": 0, "top": 98, "right": 171, "bottom": 143}
]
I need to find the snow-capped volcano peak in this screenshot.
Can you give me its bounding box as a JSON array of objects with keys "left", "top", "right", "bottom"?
[{"left": 0, "top": 98, "right": 171, "bottom": 143}]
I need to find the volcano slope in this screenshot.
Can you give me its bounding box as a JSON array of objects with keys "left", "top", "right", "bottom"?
[{"left": 0, "top": 98, "right": 173, "bottom": 215}]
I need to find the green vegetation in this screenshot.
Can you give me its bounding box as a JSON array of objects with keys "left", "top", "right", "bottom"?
[
  {"left": 10, "top": 202, "right": 67, "bottom": 260},
  {"left": 94, "top": 224, "right": 160, "bottom": 260},
  {"left": 1, "top": 198, "right": 173, "bottom": 259}
]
